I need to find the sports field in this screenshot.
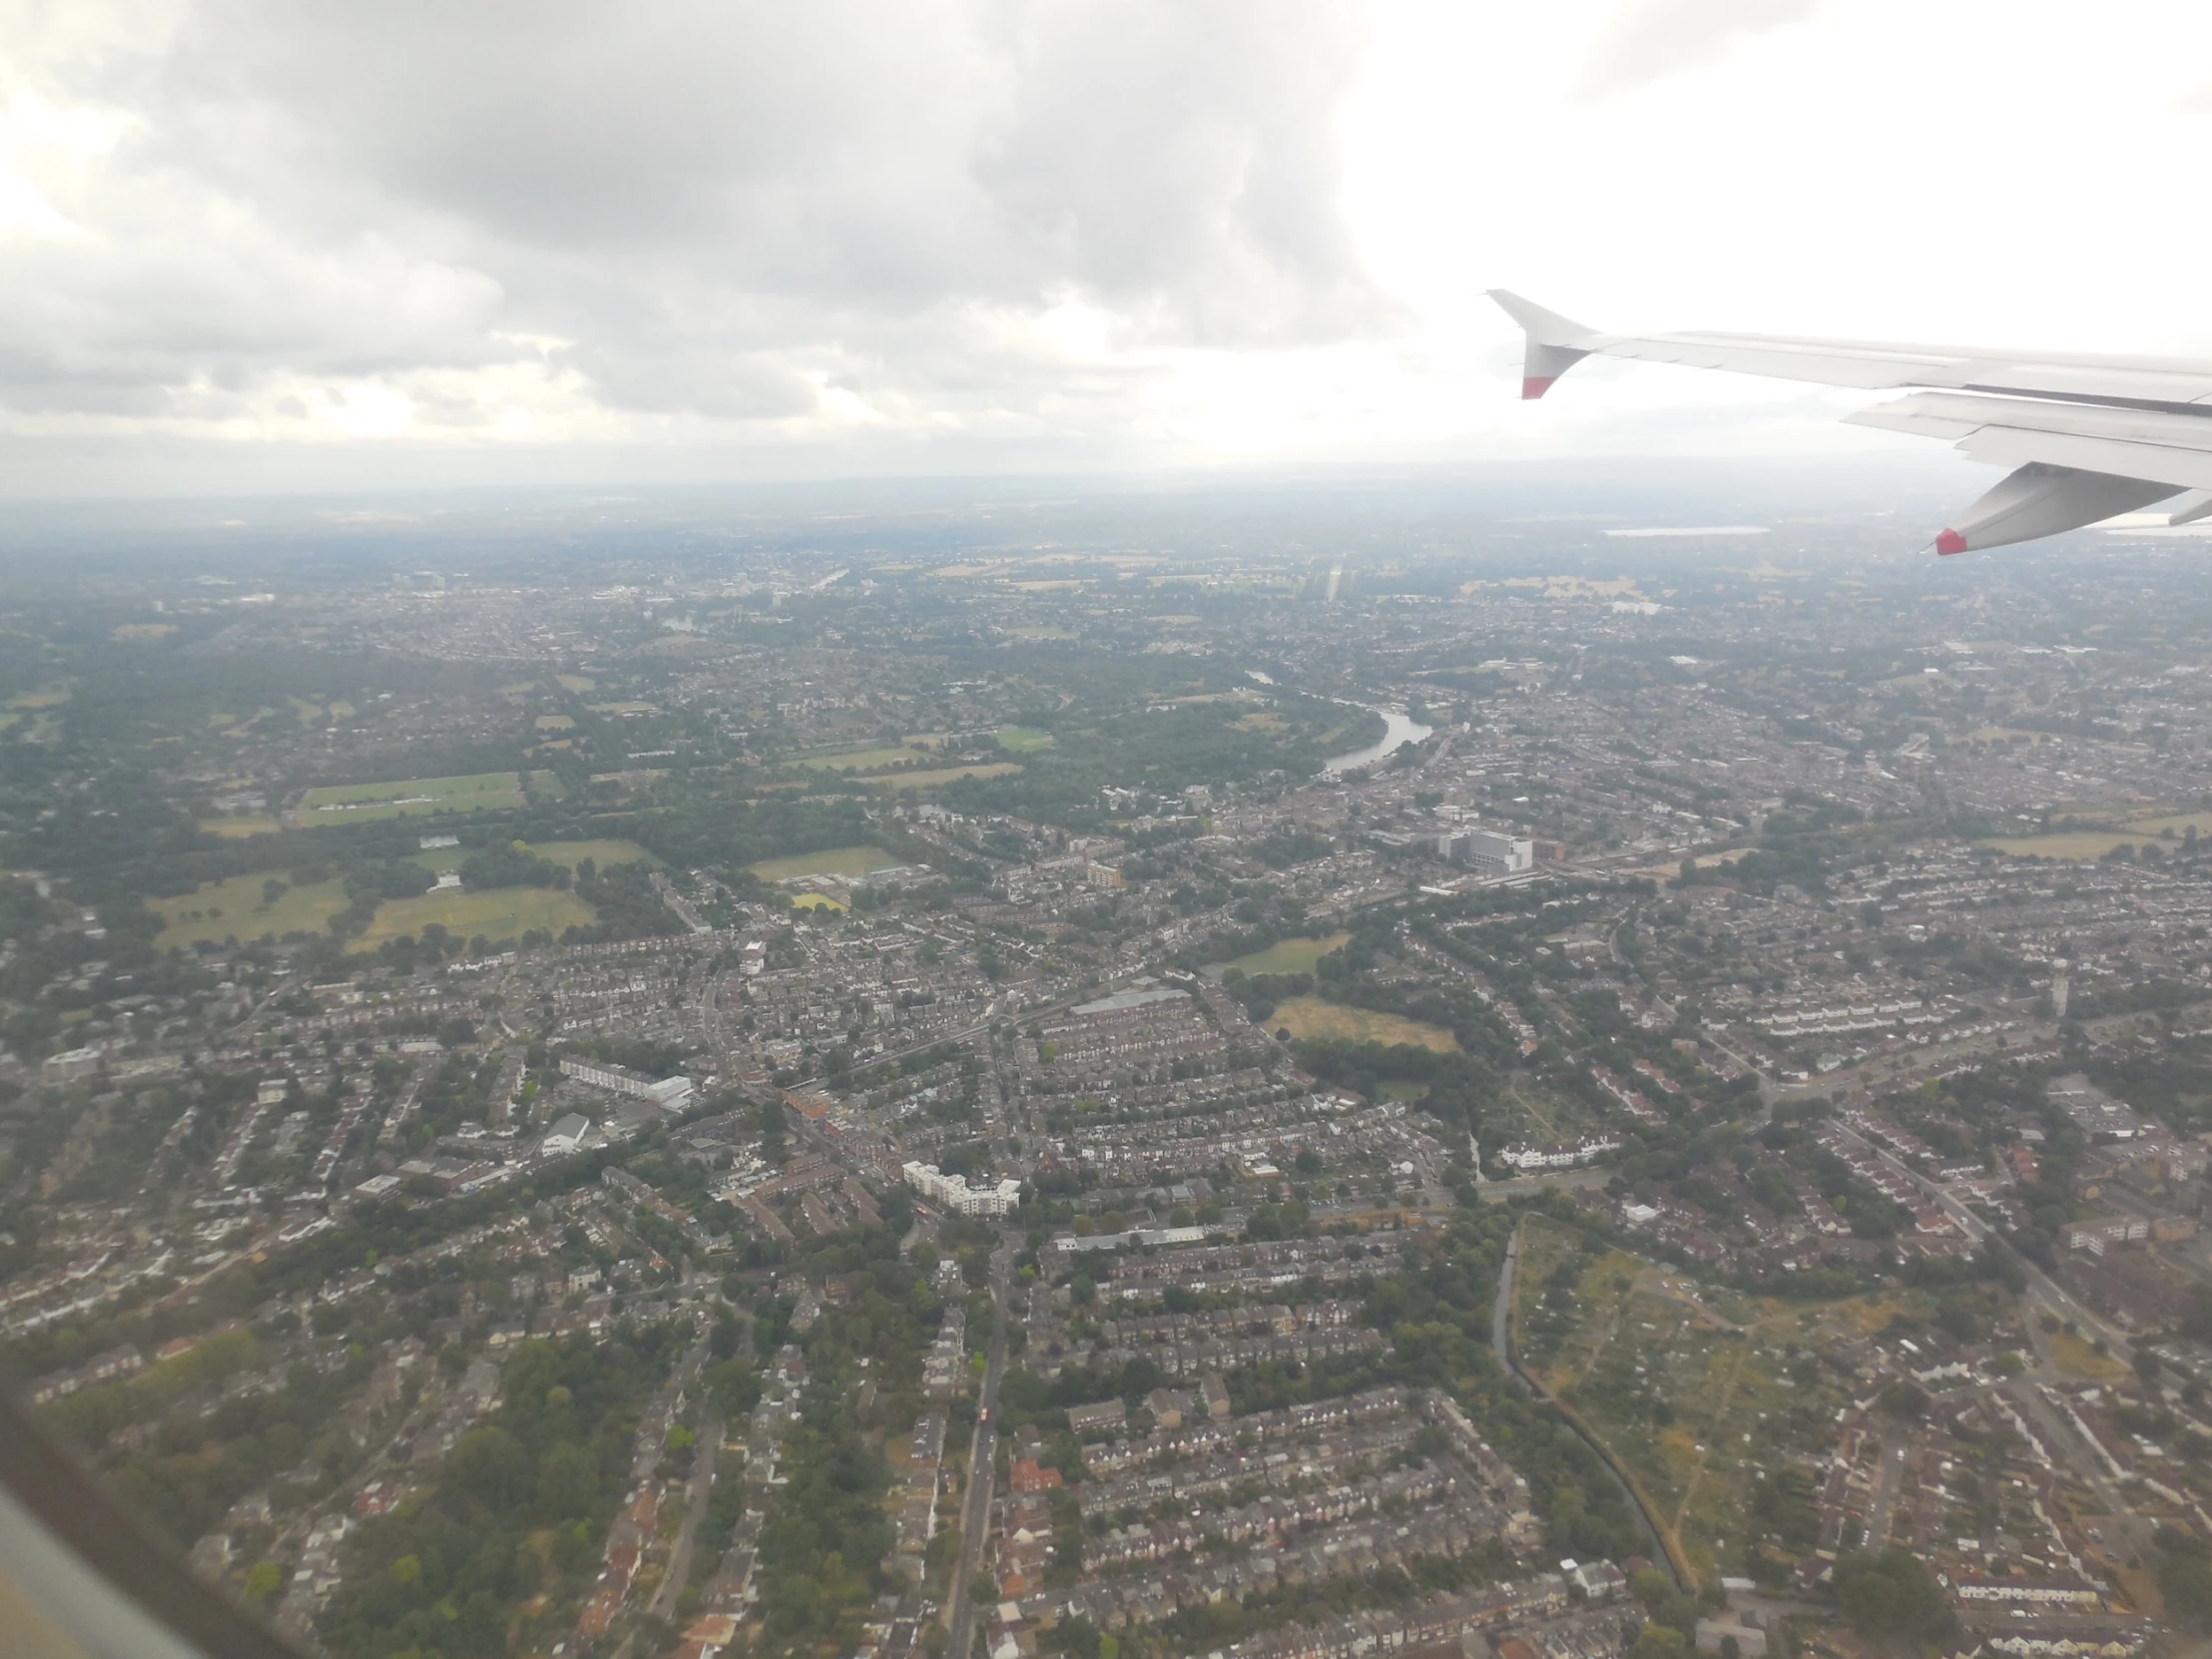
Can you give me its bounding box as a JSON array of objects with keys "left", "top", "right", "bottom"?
[
  {"left": 995, "top": 726, "right": 1055, "bottom": 753},
  {"left": 155, "top": 873, "right": 351, "bottom": 946},
  {"left": 350, "top": 886, "right": 596, "bottom": 950},
  {"left": 1266, "top": 995, "right": 1458, "bottom": 1051},
  {"left": 297, "top": 772, "right": 524, "bottom": 824},
  {"left": 748, "top": 844, "right": 901, "bottom": 882}
]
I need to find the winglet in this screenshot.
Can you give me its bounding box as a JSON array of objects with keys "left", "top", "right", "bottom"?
[{"left": 1488, "top": 289, "right": 1598, "bottom": 399}]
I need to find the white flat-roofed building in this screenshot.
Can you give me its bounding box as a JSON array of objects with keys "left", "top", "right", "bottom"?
[
  {"left": 559, "top": 1055, "right": 693, "bottom": 1112},
  {"left": 542, "top": 1113, "right": 592, "bottom": 1156},
  {"left": 902, "top": 1160, "right": 1021, "bottom": 1218},
  {"left": 1457, "top": 831, "right": 1534, "bottom": 878}
]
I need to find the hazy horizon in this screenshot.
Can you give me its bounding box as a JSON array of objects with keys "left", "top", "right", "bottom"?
[{"left": 7, "top": 0, "right": 2212, "bottom": 500}]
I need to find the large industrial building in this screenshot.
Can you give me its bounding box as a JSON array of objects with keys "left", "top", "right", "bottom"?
[{"left": 1433, "top": 830, "right": 1533, "bottom": 878}]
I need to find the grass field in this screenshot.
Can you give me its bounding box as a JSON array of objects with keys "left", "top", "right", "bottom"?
[
  {"left": 1266, "top": 995, "right": 1458, "bottom": 1051},
  {"left": 1218, "top": 933, "right": 1350, "bottom": 976},
  {"left": 297, "top": 772, "right": 524, "bottom": 824},
  {"left": 556, "top": 674, "right": 595, "bottom": 692},
  {"left": 794, "top": 745, "right": 918, "bottom": 772},
  {"left": 995, "top": 726, "right": 1055, "bottom": 753},
  {"left": 351, "top": 886, "right": 595, "bottom": 950},
  {"left": 748, "top": 844, "right": 901, "bottom": 882},
  {"left": 2050, "top": 1331, "right": 2130, "bottom": 1381},
  {"left": 855, "top": 761, "right": 1021, "bottom": 789},
  {"left": 1982, "top": 832, "right": 2152, "bottom": 860},
  {"left": 534, "top": 715, "right": 574, "bottom": 731},
  {"left": 1983, "top": 807, "right": 2212, "bottom": 860},
  {"left": 530, "top": 838, "right": 654, "bottom": 870},
  {"left": 155, "top": 874, "right": 352, "bottom": 946},
  {"left": 409, "top": 837, "right": 657, "bottom": 876},
  {"left": 791, "top": 892, "right": 847, "bottom": 912},
  {"left": 199, "top": 817, "right": 285, "bottom": 839}
]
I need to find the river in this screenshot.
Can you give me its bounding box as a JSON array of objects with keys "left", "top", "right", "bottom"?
[{"left": 1324, "top": 707, "right": 1432, "bottom": 775}]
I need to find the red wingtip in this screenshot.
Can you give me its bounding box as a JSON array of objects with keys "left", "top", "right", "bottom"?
[
  {"left": 1935, "top": 528, "right": 1967, "bottom": 556},
  {"left": 1520, "top": 376, "right": 1556, "bottom": 401}
]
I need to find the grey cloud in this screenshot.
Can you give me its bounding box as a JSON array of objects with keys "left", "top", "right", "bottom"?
[
  {"left": 1575, "top": 0, "right": 1823, "bottom": 101},
  {"left": 0, "top": 0, "right": 1390, "bottom": 431}
]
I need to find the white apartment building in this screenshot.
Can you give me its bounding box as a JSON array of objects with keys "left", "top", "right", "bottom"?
[
  {"left": 901, "top": 1160, "right": 1022, "bottom": 1218},
  {"left": 558, "top": 1055, "right": 694, "bottom": 1111}
]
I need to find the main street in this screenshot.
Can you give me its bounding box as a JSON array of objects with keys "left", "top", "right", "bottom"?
[
  {"left": 1827, "top": 1117, "right": 2131, "bottom": 1353},
  {"left": 942, "top": 1237, "right": 1014, "bottom": 1659},
  {"left": 1826, "top": 1119, "right": 2161, "bottom": 1564}
]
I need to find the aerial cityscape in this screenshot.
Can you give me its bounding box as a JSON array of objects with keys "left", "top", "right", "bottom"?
[
  {"left": 3, "top": 475, "right": 2212, "bottom": 1659},
  {"left": 9, "top": 2, "right": 2212, "bottom": 1656}
]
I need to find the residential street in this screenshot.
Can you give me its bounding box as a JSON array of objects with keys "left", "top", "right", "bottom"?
[{"left": 942, "top": 1239, "right": 1014, "bottom": 1659}]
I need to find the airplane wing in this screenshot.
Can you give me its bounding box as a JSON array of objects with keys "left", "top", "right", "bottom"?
[{"left": 1488, "top": 289, "right": 2212, "bottom": 552}]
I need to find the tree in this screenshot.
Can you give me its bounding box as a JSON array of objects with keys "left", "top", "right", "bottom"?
[
  {"left": 536, "top": 1440, "right": 595, "bottom": 1522},
  {"left": 2159, "top": 1530, "right": 2212, "bottom": 1628},
  {"left": 1832, "top": 1548, "right": 1956, "bottom": 1644},
  {"left": 445, "top": 1423, "right": 533, "bottom": 1515},
  {"left": 1879, "top": 1380, "right": 1929, "bottom": 1419}
]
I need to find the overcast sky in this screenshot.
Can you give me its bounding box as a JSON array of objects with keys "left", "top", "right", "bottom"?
[{"left": 5, "top": 0, "right": 2212, "bottom": 495}]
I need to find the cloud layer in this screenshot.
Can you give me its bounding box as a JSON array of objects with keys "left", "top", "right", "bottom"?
[
  {"left": 0, "top": 0, "right": 1386, "bottom": 452},
  {"left": 11, "top": 0, "right": 2212, "bottom": 496},
  {"left": 1573, "top": 0, "right": 1824, "bottom": 100}
]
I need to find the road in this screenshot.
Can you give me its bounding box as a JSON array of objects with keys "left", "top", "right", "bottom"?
[
  {"left": 942, "top": 1240, "right": 1014, "bottom": 1659},
  {"left": 2005, "top": 1377, "right": 2153, "bottom": 1564},
  {"left": 1491, "top": 1226, "right": 1520, "bottom": 1363},
  {"left": 1478, "top": 1167, "right": 1615, "bottom": 1199},
  {"left": 1861, "top": 1436, "right": 1906, "bottom": 1551},
  {"left": 1829, "top": 1118, "right": 2132, "bottom": 1354},
  {"left": 651, "top": 1413, "right": 724, "bottom": 1621},
  {"left": 1828, "top": 1118, "right": 2164, "bottom": 1564}
]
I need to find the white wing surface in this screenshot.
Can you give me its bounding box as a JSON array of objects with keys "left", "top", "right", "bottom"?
[{"left": 1489, "top": 289, "right": 2212, "bottom": 552}]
